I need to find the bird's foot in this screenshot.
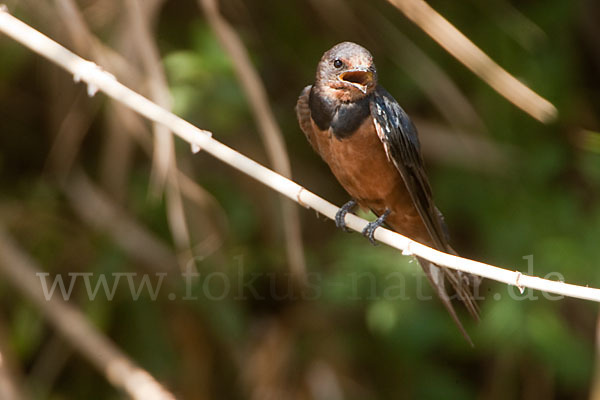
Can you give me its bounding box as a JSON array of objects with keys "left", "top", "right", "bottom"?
[
  {"left": 362, "top": 209, "right": 391, "bottom": 245},
  {"left": 335, "top": 200, "right": 357, "bottom": 232}
]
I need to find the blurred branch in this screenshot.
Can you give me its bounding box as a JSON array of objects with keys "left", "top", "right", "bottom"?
[
  {"left": 2, "top": 9, "right": 600, "bottom": 302},
  {"left": 44, "top": 90, "right": 99, "bottom": 178},
  {"left": 306, "top": 360, "right": 344, "bottom": 400},
  {"left": 0, "top": 226, "right": 176, "bottom": 400},
  {"left": 64, "top": 166, "right": 224, "bottom": 273},
  {"left": 52, "top": 0, "right": 135, "bottom": 79},
  {"left": 52, "top": 0, "right": 137, "bottom": 201},
  {"left": 467, "top": 0, "right": 546, "bottom": 51},
  {"left": 386, "top": 0, "right": 558, "bottom": 123},
  {"left": 62, "top": 169, "right": 179, "bottom": 273},
  {"left": 28, "top": 334, "right": 72, "bottom": 398},
  {"left": 415, "top": 118, "right": 514, "bottom": 173},
  {"left": 125, "top": 0, "right": 193, "bottom": 259},
  {"left": 0, "top": 357, "right": 24, "bottom": 400},
  {"left": 106, "top": 95, "right": 228, "bottom": 259},
  {"left": 45, "top": 0, "right": 224, "bottom": 264},
  {"left": 199, "top": 0, "right": 306, "bottom": 283},
  {"left": 242, "top": 318, "right": 293, "bottom": 400},
  {"left": 124, "top": 0, "right": 172, "bottom": 195},
  {"left": 103, "top": 102, "right": 228, "bottom": 262}
]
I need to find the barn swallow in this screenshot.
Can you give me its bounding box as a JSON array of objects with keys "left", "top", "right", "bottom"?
[{"left": 296, "top": 42, "right": 479, "bottom": 344}]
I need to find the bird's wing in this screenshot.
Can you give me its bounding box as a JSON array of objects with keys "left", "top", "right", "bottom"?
[
  {"left": 296, "top": 85, "right": 319, "bottom": 152},
  {"left": 370, "top": 87, "right": 479, "bottom": 322},
  {"left": 370, "top": 87, "right": 447, "bottom": 249}
]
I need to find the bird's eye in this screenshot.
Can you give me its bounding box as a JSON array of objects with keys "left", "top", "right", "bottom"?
[{"left": 333, "top": 59, "right": 343, "bottom": 68}]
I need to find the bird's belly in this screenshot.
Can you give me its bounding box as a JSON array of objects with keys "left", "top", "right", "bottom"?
[{"left": 311, "top": 118, "right": 429, "bottom": 242}]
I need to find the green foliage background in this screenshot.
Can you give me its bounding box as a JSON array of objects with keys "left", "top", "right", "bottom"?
[{"left": 0, "top": 0, "right": 599, "bottom": 399}]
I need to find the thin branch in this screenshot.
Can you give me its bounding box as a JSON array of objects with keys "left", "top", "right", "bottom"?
[
  {"left": 124, "top": 0, "right": 172, "bottom": 196},
  {"left": 124, "top": 0, "right": 173, "bottom": 194},
  {"left": 199, "top": 0, "right": 307, "bottom": 283},
  {"left": 125, "top": 0, "right": 170, "bottom": 197},
  {"left": 1, "top": 8, "right": 599, "bottom": 302},
  {"left": 0, "top": 226, "right": 176, "bottom": 400},
  {"left": 386, "top": 0, "right": 558, "bottom": 123},
  {"left": 44, "top": 90, "right": 99, "bottom": 178},
  {"left": 125, "top": 0, "right": 193, "bottom": 259},
  {"left": 54, "top": 0, "right": 136, "bottom": 201}
]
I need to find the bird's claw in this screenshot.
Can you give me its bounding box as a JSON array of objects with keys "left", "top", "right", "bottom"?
[
  {"left": 362, "top": 209, "right": 391, "bottom": 245},
  {"left": 335, "top": 200, "right": 357, "bottom": 232}
]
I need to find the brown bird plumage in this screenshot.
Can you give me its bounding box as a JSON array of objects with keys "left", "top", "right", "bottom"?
[{"left": 296, "top": 42, "right": 479, "bottom": 344}]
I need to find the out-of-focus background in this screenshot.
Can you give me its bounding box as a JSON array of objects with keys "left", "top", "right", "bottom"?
[{"left": 1, "top": 0, "right": 599, "bottom": 399}]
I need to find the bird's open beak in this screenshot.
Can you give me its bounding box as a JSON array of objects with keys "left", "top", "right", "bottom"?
[{"left": 338, "top": 69, "right": 374, "bottom": 94}]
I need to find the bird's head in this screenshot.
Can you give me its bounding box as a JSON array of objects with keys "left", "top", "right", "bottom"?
[{"left": 315, "top": 42, "right": 377, "bottom": 102}]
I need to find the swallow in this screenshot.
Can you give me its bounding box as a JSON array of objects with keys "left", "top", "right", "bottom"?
[{"left": 296, "top": 42, "right": 479, "bottom": 344}]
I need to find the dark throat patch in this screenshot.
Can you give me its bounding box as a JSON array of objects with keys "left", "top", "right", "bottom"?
[{"left": 309, "top": 88, "right": 372, "bottom": 139}]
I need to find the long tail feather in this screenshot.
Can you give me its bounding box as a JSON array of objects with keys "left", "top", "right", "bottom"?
[{"left": 417, "top": 256, "right": 476, "bottom": 347}]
